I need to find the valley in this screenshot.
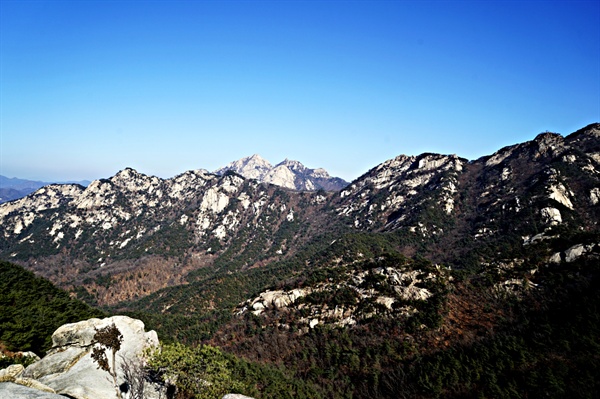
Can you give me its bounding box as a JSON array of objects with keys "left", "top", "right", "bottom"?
[{"left": 1, "top": 123, "right": 599, "bottom": 398}]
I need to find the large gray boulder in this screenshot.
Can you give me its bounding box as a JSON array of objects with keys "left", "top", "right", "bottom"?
[
  {"left": 22, "top": 315, "right": 159, "bottom": 399},
  {"left": 0, "top": 382, "right": 66, "bottom": 398}
]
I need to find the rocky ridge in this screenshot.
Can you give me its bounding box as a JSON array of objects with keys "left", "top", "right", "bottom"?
[
  {"left": 214, "top": 154, "right": 348, "bottom": 191},
  {"left": 0, "top": 123, "right": 599, "bottom": 312},
  {"left": 333, "top": 153, "right": 465, "bottom": 232},
  {"left": 0, "top": 176, "right": 90, "bottom": 204},
  {"left": 0, "top": 167, "right": 328, "bottom": 303},
  {"left": 236, "top": 256, "right": 451, "bottom": 331}
]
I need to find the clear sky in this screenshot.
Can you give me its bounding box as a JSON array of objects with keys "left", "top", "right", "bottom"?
[{"left": 1, "top": 0, "right": 599, "bottom": 182}]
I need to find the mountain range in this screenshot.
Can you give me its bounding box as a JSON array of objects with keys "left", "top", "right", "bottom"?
[
  {"left": 1, "top": 123, "right": 598, "bottom": 306},
  {"left": 1, "top": 123, "right": 599, "bottom": 398},
  {"left": 0, "top": 156, "right": 345, "bottom": 205},
  {"left": 0, "top": 176, "right": 91, "bottom": 204}
]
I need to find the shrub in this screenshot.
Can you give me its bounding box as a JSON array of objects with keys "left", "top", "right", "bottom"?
[{"left": 148, "top": 342, "right": 245, "bottom": 399}]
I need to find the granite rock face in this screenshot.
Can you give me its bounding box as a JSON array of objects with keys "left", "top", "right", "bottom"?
[
  {"left": 0, "top": 382, "right": 66, "bottom": 398},
  {"left": 21, "top": 316, "right": 159, "bottom": 399},
  {"left": 1, "top": 315, "right": 254, "bottom": 399},
  {"left": 214, "top": 154, "right": 348, "bottom": 191}
]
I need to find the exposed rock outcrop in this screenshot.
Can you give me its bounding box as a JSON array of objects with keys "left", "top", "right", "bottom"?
[
  {"left": 237, "top": 260, "right": 450, "bottom": 330},
  {"left": 1, "top": 315, "right": 255, "bottom": 399},
  {"left": 18, "top": 316, "right": 160, "bottom": 399},
  {"left": 0, "top": 382, "right": 66, "bottom": 398},
  {"left": 335, "top": 153, "right": 464, "bottom": 231},
  {"left": 549, "top": 243, "right": 599, "bottom": 264},
  {"left": 214, "top": 154, "right": 348, "bottom": 191}
]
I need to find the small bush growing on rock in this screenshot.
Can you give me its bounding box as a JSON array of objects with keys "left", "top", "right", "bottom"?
[{"left": 91, "top": 323, "right": 123, "bottom": 399}]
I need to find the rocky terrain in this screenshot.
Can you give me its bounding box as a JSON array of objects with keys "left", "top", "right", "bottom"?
[
  {"left": 0, "top": 167, "right": 335, "bottom": 304},
  {"left": 0, "top": 315, "right": 254, "bottom": 399},
  {"left": 0, "top": 126, "right": 596, "bottom": 289},
  {"left": 236, "top": 254, "right": 451, "bottom": 331},
  {"left": 0, "top": 316, "right": 159, "bottom": 398},
  {"left": 0, "top": 176, "right": 90, "bottom": 204},
  {"left": 214, "top": 154, "right": 348, "bottom": 191},
  {"left": 0, "top": 124, "right": 599, "bottom": 305},
  {"left": 1, "top": 123, "right": 599, "bottom": 398}
]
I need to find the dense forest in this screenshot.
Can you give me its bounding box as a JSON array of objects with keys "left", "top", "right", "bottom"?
[
  {"left": 2, "top": 244, "right": 599, "bottom": 398},
  {"left": 126, "top": 230, "right": 600, "bottom": 398},
  {"left": 0, "top": 260, "right": 105, "bottom": 362}
]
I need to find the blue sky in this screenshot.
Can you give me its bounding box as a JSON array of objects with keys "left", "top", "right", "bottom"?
[{"left": 1, "top": 0, "right": 599, "bottom": 182}]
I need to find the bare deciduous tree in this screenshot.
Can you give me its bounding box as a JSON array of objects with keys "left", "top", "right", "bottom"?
[{"left": 120, "top": 354, "right": 146, "bottom": 399}]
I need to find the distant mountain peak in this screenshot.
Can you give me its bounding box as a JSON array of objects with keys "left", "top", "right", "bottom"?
[
  {"left": 276, "top": 159, "right": 308, "bottom": 173},
  {"left": 114, "top": 167, "right": 143, "bottom": 178},
  {"left": 214, "top": 154, "right": 272, "bottom": 181},
  {"left": 248, "top": 153, "right": 267, "bottom": 161},
  {"left": 214, "top": 155, "right": 348, "bottom": 191}
]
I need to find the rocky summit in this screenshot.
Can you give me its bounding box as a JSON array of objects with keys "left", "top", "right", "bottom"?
[{"left": 214, "top": 154, "right": 348, "bottom": 191}]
